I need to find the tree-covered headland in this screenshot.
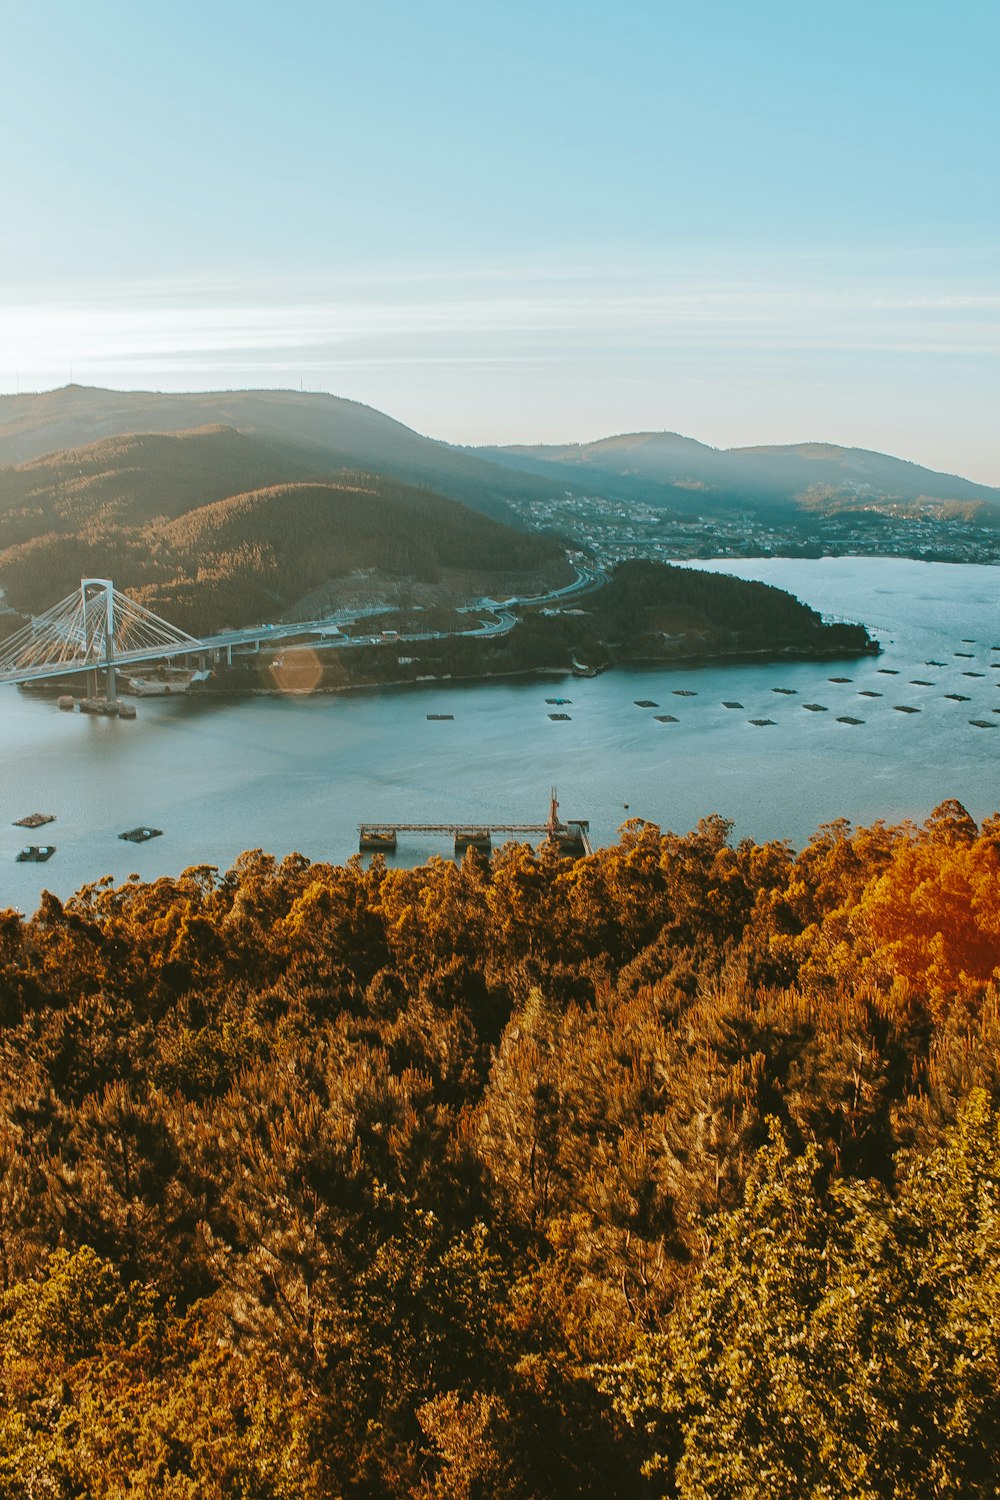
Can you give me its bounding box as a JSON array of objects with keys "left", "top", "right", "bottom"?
[
  {"left": 0, "top": 799, "right": 997, "bottom": 1496},
  {"left": 210, "top": 560, "right": 877, "bottom": 697}
]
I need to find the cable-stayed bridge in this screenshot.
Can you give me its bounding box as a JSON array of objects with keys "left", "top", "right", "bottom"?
[
  {"left": 0, "top": 578, "right": 339, "bottom": 700},
  {"left": 0, "top": 565, "right": 593, "bottom": 706}
]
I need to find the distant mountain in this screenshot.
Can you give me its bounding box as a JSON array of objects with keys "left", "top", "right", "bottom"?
[
  {"left": 0, "top": 385, "right": 561, "bottom": 523},
  {"left": 4, "top": 387, "right": 995, "bottom": 527},
  {"left": 0, "top": 425, "right": 565, "bottom": 634},
  {"left": 474, "top": 432, "right": 1000, "bottom": 522}
]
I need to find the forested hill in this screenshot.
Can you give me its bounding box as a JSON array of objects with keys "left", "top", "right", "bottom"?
[
  {"left": 0, "top": 431, "right": 567, "bottom": 633},
  {"left": 559, "top": 558, "right": 875, "bottom": 661},
  {"left": 0, "top": 426, "right": 335, "bottom": 536},
  {"left": 0, "top": 801, "right": 998, "bottom": 1494}
]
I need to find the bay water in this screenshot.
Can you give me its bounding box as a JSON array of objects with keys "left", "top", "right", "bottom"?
[{"left": 1, "top": 557, "right": 997, "bottom": 908}]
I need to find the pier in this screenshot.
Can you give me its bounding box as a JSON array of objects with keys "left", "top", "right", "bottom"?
[{"left": 359, "top": 790, "right": 592, "bottom": 857}]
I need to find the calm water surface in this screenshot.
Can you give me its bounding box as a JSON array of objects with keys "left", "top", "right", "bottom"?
[{"left": 1, "top": 557, "right": 998, "bottom": 907}]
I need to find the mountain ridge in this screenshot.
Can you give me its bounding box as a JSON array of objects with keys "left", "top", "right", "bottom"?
[
  {"left": 474, "top": 429, "right": 1000, "bottom": 518},
  {"left": 0, "top": 385, "right": 563, "bottom": 522}
]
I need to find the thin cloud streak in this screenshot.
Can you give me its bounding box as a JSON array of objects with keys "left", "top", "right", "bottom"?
[{"left": 2, "top": 279, "right": 998, "bottom": 369}]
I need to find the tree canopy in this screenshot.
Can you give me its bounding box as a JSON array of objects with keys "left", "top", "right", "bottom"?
[{"left": 0, "top": 802, "right": 997, "bottom": 1495}]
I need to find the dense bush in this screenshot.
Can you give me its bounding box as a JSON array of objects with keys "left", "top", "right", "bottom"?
[{"left": 0, "top": 801, "right": 997, "bottom": 1495}]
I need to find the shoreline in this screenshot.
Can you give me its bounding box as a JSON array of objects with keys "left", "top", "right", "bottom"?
[{"left": 190, "top": 638, "right": 880, "bottom": 699}]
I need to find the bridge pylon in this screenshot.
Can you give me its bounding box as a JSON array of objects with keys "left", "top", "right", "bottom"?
[
  {"left": 0, "top": 579, "right": 200, "bottom": 695},
  {"left": 81, "top": 579, "right": 118, "bottom": 702}
]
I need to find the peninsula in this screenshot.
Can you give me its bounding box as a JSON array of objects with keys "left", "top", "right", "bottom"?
[{"left": 203, "top": 559, "right": 877, "bottom": 697}]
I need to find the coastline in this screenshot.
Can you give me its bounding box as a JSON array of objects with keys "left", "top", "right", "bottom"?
[{"left": 191, "top": 637, "right": 881, "bottom": 699}]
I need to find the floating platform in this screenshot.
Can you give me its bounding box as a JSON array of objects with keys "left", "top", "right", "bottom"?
[
  {"left": 911, "top": 679, "right": 934, "bottom": 686},
  {"left": 926, "top": 660, "right": 947, "bottom": 667},
  {"left": 654, "top": 714, "right": 679, "bottom": 722},
  {"left": 955, "top": 652, "right": 974, "bottom": 659},
  {"left": 803, "top": 703, "right": 828, "bottom": 712},
  {"left": 828, "top": 677, "right": 852, "bottom": 683},
  {"left": 772, "top": 687, "right": 796, "bottom": 695},
  {"left": 837, "top": 716, "right": 865, "bottom": 725},
  {"left": 17, "top": 845, "right": 54, "bottom": 862},
  {"left": 14, "top": 813, "right": 55, "bottom": 829},
  {"left": 893, "top": 705, "right": 920, "bottom": 713},
  {"left": 548, "top": 712, "right": 571, "bottom": 721},
  {"left": 119, "top": 827, "right": 163, "bottom": 843},
  {"left": 634, "top": 699, "right": 658, "bottom": 708},
  {"left": 859, "top": 690, "right": 883, "bottom": 698},
  {"left": 426, "top": 713, "right": 454, "bottom": 721},
  {"left": 722, "top": 700, "right": 744, "bottom": 709},
  {"left": 877, "top": 669, "right": 899, "bottom": 675},
  {"left": 945, "top": 693, "right": 971, "bottom": 702},
  {"left": 962, "top": 671, "right": 986, "bottom": 678},
  {"left": 969, "top": 720, "right": 996, "bottom": 729},
  {"left": 545, "top": 698, "right": 571, "bottom": 705},
  {"left": 749, "top": 718, "right": 776, "bottom": 726},
  {"left": 359, "top": 827, "right": 398, "bottom": 852},
  {"left": 673, "top": 689, "right": 697, "bottom": 697}
]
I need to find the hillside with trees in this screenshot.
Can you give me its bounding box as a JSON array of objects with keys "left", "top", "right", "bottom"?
[
  {"left": 0, "top": 385, "right": 561, "bottom": 521},
  {"left": 0, "top": 800, "right": 998, "bottom": 1495},
  {"left": 582, "top": 558, "right": 874, "bottom": 658},
  {"left": 1, "top": 386, "right": 996, "bottom": 541},
  {"left": 202, "top": 560, "right": 875, "bottom": 697},
  {"left": 0, "top": 430, "right": 567, "bottom": 634}
]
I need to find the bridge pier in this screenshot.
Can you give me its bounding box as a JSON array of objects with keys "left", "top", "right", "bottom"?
[{"left": 455, "top": 828, "right": 492, "bottom": 855}]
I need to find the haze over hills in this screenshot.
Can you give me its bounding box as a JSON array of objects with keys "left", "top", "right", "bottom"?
[
  {"left": 0, "top": 386, "right": 563, "bottom": 523},
  {"left": 3, "top": 387, "right": 997, "bottom": 530},
  {"left": 474, "top": 430, "right": 1000, "bottom": 521}
]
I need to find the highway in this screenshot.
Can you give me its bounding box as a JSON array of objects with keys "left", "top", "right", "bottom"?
[{"left": 0, "top": 559, "right": 601, "bottom": 687}]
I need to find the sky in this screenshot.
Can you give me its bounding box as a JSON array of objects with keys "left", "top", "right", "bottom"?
[{"left": 1, "top": 0, "right": 997, "bottom": 480}]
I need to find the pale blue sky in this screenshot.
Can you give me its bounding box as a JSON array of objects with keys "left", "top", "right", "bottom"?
[{"left": 1, "top": 1, "right": 997, "bottom": 479}]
